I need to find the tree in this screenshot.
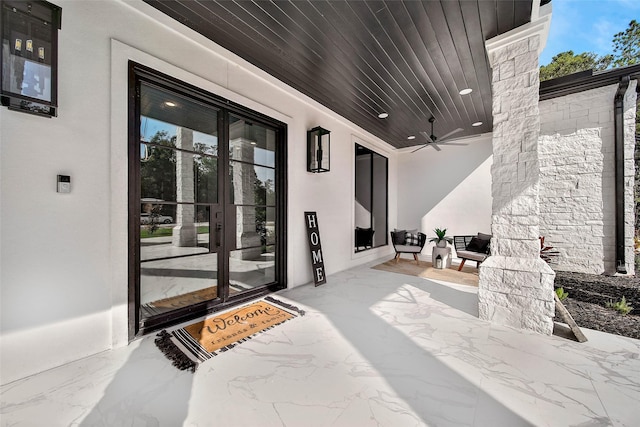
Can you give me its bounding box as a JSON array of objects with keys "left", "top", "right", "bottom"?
[
  {"left": 139, "top": 130, "right": 177, "bottom": 232},
  {"left": 193, "top": 142, "right": 218, "bottom": 205},
  {"left": 539, "top": 50, "right": 612, "bottom": 81},
  {"left": 539, "top": 20, "right": 640, "bottom": 81},
  {"left": 140, "top": 130, "right": 176, "bottom": 202},
  {"left": 612, "top": 20, "right": 640, "bottom": 67},
  {"left": 253, "top": 176, "right": 275, "bottom": 248}
]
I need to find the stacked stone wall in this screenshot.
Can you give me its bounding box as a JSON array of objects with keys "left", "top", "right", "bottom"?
[
  {"left": 623, "top": 82, "right": 638, "bottom": 274},
  {"left": 538, "top": 81, "right": 636, "bottom": 275}
]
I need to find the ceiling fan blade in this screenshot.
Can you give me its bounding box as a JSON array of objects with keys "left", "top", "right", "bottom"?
[
  {"left": 439, "top": 142, "right": 468, "bottom": 146},
  {"left": 411, "top": 144, "right": 429, "bottom": 153},
  {"left": 419, "top": 131, "right": 435, "bottom": 143},
  {"left": 436, "top": 127, "right": 464, "bottom": 142},
  {"left": 431, "top": 143, "right": 442, "bottom": 151}
]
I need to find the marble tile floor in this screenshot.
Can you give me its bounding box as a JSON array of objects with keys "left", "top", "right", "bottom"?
[{"left": 1, "top": 258, "right": 639, "bottom": 426}]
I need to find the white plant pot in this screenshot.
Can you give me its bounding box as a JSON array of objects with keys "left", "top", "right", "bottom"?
[{"left": 436, "top": 240, "right": 447, "bottom": 248}]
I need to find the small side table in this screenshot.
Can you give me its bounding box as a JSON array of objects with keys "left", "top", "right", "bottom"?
[{"left": 432, "top": 246, "right": 452, "bottom": 269}]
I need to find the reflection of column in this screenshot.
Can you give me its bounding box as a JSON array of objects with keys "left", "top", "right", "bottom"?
[
  {"left": 231, "top": 136, "right": 262, "bottom": 260},
  {"left": 173, "top": 128, "right": 197, "bottom": 247},
  {"left": 479, "top": 9, "right": 555, "bottom": 336}
]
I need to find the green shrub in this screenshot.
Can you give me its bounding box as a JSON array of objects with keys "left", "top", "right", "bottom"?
[
  {"left": 555, "top": 287, "right": 569, "bottom": 301},
  {"left": 606, "top": 296, "right": 634, "bottom": 315}
]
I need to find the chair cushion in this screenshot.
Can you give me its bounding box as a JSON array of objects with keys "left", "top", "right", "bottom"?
[
  {"left": 477, "top": 232, "right": 492, "bottom": 241},
  {"left": 405, "top": 232, "right": 420, "bottom": 246},
  {"left": 466, "top": 237, "right": 489, "bottom": 253},
  {"left": 392, "top": 229, "right": 406, "bottom": 245},
  {"left": 456, "top": 250, "right": 487, "bottom": 262},
  {"left": 394, "top": 244, "right": 423, "bottom": 253}
]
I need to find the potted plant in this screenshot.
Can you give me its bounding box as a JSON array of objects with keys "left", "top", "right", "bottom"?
[{"left": 430, "top": 228, "right": 453, "bottom": 248}]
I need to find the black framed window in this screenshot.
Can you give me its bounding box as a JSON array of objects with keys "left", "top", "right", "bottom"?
[{"left": 354, "top": 143, "right": 388, "bottom": 252}]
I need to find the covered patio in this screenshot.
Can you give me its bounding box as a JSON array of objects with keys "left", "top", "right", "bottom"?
[
  {"left": 1, "top": 259, "right": 638, "bottom": 426},
  {"left": 1, "top": 3, "right": 638, "bottom": 422}
]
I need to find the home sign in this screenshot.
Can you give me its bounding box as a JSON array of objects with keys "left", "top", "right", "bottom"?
[{"left": 304, "top": 211, "right": 326, "bottom": 286}]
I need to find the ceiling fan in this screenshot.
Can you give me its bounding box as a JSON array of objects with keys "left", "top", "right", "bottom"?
[{"left": 411, "top": 117, "right": 464, "bottom": 153}]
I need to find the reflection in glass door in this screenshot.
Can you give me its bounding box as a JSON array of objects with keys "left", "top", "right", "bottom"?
[
  {"left": 138, "top": 83, "right": 222, "bottom": 320},
  {"left": 228, "top": 116, "right": 277, "bottom": 291},
  {"left": 130, "top": 64, "right": 286, "bottom": 337}
]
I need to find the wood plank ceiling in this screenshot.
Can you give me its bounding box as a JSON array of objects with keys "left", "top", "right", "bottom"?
[{"left": 143, "top": 0, "right": 533, "bottom": 149}]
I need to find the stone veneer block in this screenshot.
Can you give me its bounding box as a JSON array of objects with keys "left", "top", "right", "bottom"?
[
  {"left": 479, "top": 257, "right": 555, "bottom": 335},
  {"left": 172, "top": 224, "right": 197, "bottom": 247}
]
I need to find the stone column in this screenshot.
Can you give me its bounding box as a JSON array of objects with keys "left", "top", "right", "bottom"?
[
  {"left": 480, "top": 6, "right": 555, "bottom": 335},
  {"left": 172, "top": 128, "right": 197, "bottom": 247}
]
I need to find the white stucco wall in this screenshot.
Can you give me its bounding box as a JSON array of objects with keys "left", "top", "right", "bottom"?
[
  {"left": 539, "top": 81, "right": 637, "bottom": 275},
  {"left": 396, "top": 134, "right": 493, "bottom": 258},
  {"left": 0, "top": 0, "right": 397, "bottom": 385}
]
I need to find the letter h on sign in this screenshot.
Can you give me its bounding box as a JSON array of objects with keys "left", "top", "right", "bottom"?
[{"left": 304, "top": 211, "right": 326, "bottom": 286}]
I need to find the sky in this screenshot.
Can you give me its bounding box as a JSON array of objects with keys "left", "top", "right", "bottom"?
[{"left": 539, "top": 0, "right": 640, "bottom": 66}]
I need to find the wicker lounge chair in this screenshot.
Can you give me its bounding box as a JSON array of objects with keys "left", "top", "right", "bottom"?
[
  {"left": 390, "top": 230, "right": 427, "bottom": 264},
  {"left": 453, "top": 233, "right": 492, "bottom": 270}
]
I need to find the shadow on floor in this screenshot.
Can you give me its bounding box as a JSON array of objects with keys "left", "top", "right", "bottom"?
[
  {"left": 280, "top": 266, "right": 533, "bottom": 426},
  {"left": 372, "top": 260, "right": 480, "bottom": 317},
  {"left": 79, "top": 338, "right": 193, "bottom": 426}
]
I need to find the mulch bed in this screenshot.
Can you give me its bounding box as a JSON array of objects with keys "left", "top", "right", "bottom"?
[{"left": 553, "top": 271, "right": 640, "bottom": 340}]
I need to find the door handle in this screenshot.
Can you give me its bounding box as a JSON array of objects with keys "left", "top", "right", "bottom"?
[
  {"left": 215, "top": 221, "right": 222, "bottom": 248},
  {"left": 210, "top": 207, "right": 222, "bottom": 252}
]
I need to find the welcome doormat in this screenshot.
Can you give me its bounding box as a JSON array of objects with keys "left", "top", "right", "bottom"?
[
  {"left": 155, "top": 296, "right": 305, "bottom": 372},
  {"left": 373, "top": 258, "right": 479, "bottom": 287}
]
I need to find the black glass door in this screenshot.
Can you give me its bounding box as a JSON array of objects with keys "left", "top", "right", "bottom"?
[
  {"left": 136, "top": 81, "right": 223, "bottom": 326},
  {"left": 129, "top": 64, "right": 286, "bottom": 337}
]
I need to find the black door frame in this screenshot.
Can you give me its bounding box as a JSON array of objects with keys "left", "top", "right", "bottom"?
[{"left": 127, "top": 62, "right": 287, "bottom": 340}]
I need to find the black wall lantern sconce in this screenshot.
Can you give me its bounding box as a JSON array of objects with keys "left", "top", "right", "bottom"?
[
  {"left": 307, "top": 126, "right": 330, "bottom": 173},
  {"left": 1, "top": 0, "right": 62, "bottom": 117}
]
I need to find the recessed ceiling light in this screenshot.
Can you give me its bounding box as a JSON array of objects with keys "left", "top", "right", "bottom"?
[
  {"left": 472, "top": 121, "right": 483, "bottom": 127},
  {"left": 407, "top": 135, "right": 416, "bottom": 140},
  {"left": 459, "top": 88, "right": 473, "bottom": 95},
  {"left": 164, "top": 101, "right": 177, "bottom": 107},
  {"left": 250, "top": 141, "right": 257, "bottom": 145},
  {"left": 378, "top": 112, "right": 389, "bottom": 119}
]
